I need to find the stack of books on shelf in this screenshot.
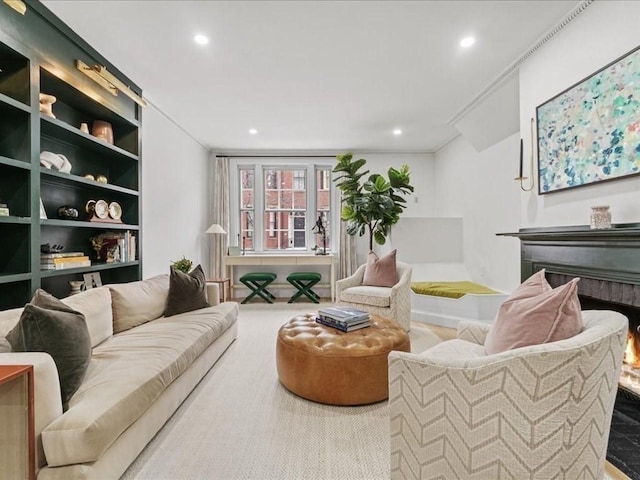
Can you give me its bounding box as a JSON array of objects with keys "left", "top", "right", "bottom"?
[
  {"left": 41, "top": 252, "right": 90, "bottom": 270},
  {"left": 316, "top": 306, "right": 371, "bottom": 332},
  {"left": 94, "top": 231, "right": 136, "bottom": 263}
]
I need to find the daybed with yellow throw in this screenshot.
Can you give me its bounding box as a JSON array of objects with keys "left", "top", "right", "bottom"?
[{"left": 410, "top": 263, "right": 508, "bottom": 328}]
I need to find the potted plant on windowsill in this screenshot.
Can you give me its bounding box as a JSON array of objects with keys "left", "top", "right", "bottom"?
[{"left": 333, "top": 153, "right": 413, "bottom": 251}]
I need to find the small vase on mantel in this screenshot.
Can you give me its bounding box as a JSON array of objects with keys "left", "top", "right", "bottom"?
[{"left": 590, "top": 205, "right": 611, "bottom": 229}]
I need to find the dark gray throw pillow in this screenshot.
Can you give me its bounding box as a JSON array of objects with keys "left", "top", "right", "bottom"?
[
  {"left": 164, "top": 264, "right": 210, "bottom": 317},
  {"left": 7, "top": 289, "right": 91, "bottom": 410}
]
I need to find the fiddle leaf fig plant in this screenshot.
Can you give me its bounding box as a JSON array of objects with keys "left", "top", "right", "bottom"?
[
  {"left": 171, "top": 256, "right": 193, "bottom": 274},
  {"left": 333, "top": 153, "right": 414, "bottom": 251}
]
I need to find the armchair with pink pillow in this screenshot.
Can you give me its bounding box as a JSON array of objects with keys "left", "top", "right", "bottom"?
[
  {"left": 336, "top": 250, "right": 413, "bottom": 331},
  {"left": 388, "top": 269, "right": 627, "bottom": 479}
]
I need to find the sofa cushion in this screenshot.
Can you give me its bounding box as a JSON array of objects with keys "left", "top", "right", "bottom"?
[
  {"left": 363, "top": 249, "right": 398, "bottom": 287},
  {"left": 164, "top": 264, "right": 210, "bottom": 317},
  {"left": 41, "top": 302, "right": 239, "bottom": 467},
  {"left": 62, "top": 286, "right": 113, "bottom": 348},
  {"left": 340, "top": 285, "right": 391, "bottom": 308},
  {"left": 0, "top": 307, "right": 22, "bottom": 352},
  {"left": 109, "top": 274, "right": 169, "bottom": 333},
  {"left": 6, "top": 289, "right": 91, "bottom": 409},
  {"left": 485, "top": 276, "right": 582, "bottom": 355},
  {"left": 0, "top": 307, "right": 22, "bottom": 338}
]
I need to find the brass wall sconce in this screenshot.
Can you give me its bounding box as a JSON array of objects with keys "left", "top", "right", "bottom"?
[
  {"left": 515, "top": 117, "right": 535, "bottom": 192},
  {"left": 76, "top": 60, "right": 147, "bottom": 107},
  {"left": 3, "top": 0, "right": 26, "bottom": 15}
]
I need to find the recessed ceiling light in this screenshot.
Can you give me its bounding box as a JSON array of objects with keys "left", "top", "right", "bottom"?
[
  {"left": 249, "top": 128, "right": 258, "bottom": 135},
  {"left": 460, "top": 36, "right": 475, "bottom": 48},
  {"left": 393, "top": 129, "right": 402, "bottom": 136},
  {"left": 194, "top": 34, "right": 209, "bottom": 45}
]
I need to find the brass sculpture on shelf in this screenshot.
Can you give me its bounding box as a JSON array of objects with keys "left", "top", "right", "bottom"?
[{"left": 90, "top": 235, "right": 104, "bottom": 260}]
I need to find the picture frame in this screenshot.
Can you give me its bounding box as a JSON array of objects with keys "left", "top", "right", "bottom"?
[
  {"left": 83, "top": 272, "right": 102, "bottom": 289},
  {"left": 536, "top": 45, "right": 640, "bottom": 194}
]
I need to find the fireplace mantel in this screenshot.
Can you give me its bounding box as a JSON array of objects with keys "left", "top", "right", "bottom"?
[{"left": 498, "top": 223, "right": 640, "bottom": 286}]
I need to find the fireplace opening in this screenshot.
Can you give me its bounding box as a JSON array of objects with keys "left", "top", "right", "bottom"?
[
  {"left": 545, "top": 272, "right": 640, "bottom": 478},
  {"left": 548, "top": 277, "right": 640, "bottom": 479},
  {"left": 580, "top": 297, "right": 640, "bottom": 480}
]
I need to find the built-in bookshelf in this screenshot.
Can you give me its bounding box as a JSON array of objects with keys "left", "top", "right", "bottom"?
[{"left": 0, "top": 3, "right": 142, "bottom": 308}]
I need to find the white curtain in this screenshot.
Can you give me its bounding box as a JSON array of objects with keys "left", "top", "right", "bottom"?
[
  {"left": 210, "top": 154, "right": 229, "bottom": 279},
  {"left": 338, "top": 219, "right": 357, "bottom": 279}
]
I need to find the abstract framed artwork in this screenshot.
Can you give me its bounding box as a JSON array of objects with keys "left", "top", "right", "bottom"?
[{"left": 536, "top": 45, "right": 640, "bottom": 194}]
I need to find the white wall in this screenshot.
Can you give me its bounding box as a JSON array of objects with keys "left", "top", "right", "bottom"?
[
  {"left": 431, "top": 1, "right": 640, "bottom": 293},
  {"left": 519, "top": 0, "right": 640, "bottom": 228},
  {"left": 434, "top": 134, "right": 521, "bottom": 292},
  {"left": 141, "top": 107, "right": 210, "bottom": 278},
  {"left": 352, "top": 152, "right": 436, "bottom": 264}
]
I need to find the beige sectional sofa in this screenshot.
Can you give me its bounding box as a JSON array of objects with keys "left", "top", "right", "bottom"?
[{"left": 0, "top": 275, "right": 239, "bottom": 479}]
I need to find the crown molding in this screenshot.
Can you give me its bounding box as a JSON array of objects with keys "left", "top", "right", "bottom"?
[{"left": 447, "top": 0, "right": 594, "bottom": 126}]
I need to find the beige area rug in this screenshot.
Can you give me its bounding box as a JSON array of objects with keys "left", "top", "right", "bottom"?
[{"left": 121, "top": 303, "right": 442, "bottom": 480}]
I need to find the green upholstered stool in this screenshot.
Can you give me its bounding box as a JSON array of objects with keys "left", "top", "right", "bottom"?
[
  {"left": 286, "top": 272, "right": 321, "bottom": 303},
  {"left": 239, "top": 272, "right": 277, "bottom": 304}
]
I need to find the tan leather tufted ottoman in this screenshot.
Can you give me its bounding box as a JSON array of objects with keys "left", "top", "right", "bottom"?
[{"left": 276, "top": 313, "right": 410, "bottom": 405}]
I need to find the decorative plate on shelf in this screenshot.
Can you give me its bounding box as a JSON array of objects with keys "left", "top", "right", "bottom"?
[
  {"left": 108, "top": 201, "right": 122, "bottom": 220},
  {"left": 86, "top": 199, "right": 109, "bottom": 219}
]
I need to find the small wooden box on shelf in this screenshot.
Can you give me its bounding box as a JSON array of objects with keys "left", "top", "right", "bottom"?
[{"left": 0, "top": 365, "right": 35, "bottom": 480}]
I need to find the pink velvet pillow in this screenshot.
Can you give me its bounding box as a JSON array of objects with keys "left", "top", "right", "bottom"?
[
  {"left": 362, "top": 250, "right": 398, "bottom": 287},
  {"left": 485, "top": 272, "right": 583, "bottom": 355}
]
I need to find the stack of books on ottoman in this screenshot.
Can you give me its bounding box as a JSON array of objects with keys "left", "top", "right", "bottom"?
[
  {"left": 316, "top": 306, "right": 371, "bottom": 332},
  {"left": 41, "top": 252, "right": 90, "bottom": 270}
]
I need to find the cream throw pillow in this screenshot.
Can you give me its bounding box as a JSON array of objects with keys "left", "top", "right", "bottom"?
[
  {"left": 485, "top": 270, "right": 583, "bottom": 355},
  {"left": 362, "top": 249, "right": 398, "bottom": 287},
  {"left": 62, "top": 286, "right": 113, "bottom": 348},
  {"left": 109, "top": 274, "right": 169, "bottom": 333}
]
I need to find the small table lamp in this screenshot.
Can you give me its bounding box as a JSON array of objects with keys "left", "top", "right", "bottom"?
[{"left": 206, "top": 223, "right": 226, "bottom": 235}]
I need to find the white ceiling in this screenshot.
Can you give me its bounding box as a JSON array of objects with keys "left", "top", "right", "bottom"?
[{"left": 41, "top": 0, "right": 579, "bottom": 153}]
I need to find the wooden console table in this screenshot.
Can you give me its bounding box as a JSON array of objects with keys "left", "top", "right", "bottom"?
[
  {"left": 226, "top": 254, "right": 335, "bottom": 301},
  {"left": 0, "top": 365, "right": 35, "bottom": 480}
]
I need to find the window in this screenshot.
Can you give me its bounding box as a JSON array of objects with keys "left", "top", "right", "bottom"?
[
  {"left": 239, "top": 168, "right": 255, "bottom": 250},
  {"left": 264, "top": 168, "right": 306, "bottom": 250},
  {"left": 314, "top": 167, "right": 331, "bottom": 251},
  {"left": 293, "top": 170, "right": 306, "bottom": 190},
  {"left": 233, "top": 162, "right": 332, "bottom": 253},
  {"left": 318, "top": 169, "right": 330, "bottom": 190},
  {"left": 268, "top": 212, "right": 276, "bottom": 238}
]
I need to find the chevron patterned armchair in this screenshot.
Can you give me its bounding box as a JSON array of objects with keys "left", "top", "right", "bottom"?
[
  {"left": 388, "top": 310, "right": 628, "bottom": 480},
  {"left": 336, "top": 261, "right": 412, "bottom": 331}
]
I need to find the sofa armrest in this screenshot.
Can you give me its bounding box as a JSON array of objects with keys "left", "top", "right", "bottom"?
[
  {"left": 456, "top": 320, "right": 491, "bottom": 345},
  {"left": 206, "top": 283, "right": 220, "bottom": 306},
  {"left": 0, "top": 353, "right": 63, "bottom": 468},
  {"left": 336, "top": 264, "right": 366, "bottom": 298}
]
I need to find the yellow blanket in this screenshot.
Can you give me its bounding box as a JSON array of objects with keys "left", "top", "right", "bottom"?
[{"left": 411, "top": 281, "right": 500, "bottom": 299}]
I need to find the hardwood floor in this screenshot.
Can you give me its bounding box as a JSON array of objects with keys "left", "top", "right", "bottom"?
[
  {"left": 421, "top": 322, "right": 456, "bottom": 341},
  {"left": 418, "top": 321, "right": 630, "bottom": 480}
]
